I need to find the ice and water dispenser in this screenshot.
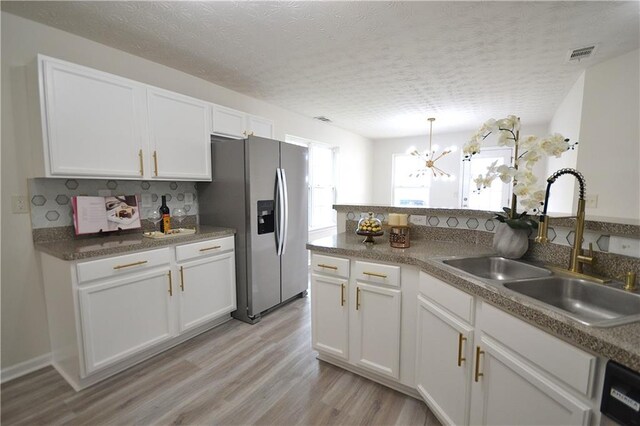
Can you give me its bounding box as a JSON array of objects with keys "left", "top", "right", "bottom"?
[{"left": 257, "top": 200, "right": 275, "bottom": 235}]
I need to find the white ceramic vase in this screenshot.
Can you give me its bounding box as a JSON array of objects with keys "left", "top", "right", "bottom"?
[{"left": 492, "top": 222, "right": 529, "bottom": 259}]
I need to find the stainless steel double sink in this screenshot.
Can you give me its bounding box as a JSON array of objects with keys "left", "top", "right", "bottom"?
[{"left": 441, "top": 256, "right": 640, "bottom": 327}]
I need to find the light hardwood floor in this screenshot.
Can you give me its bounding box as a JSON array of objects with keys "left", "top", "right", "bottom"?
[{"left": 1, "top": 296, "right": 440, "bottom": 425}]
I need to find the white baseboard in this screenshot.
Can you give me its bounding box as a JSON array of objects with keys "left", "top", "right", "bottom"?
[{"left": 1, "top": 353, "right": 52, "bottom": 383}]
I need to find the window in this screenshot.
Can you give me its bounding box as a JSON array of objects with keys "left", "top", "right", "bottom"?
[
  {"left": 461, "top": 147, "right": 512, "bottom": 211},
  {"left": 308, "top": 143, "right": 338, "bottom": 230},
  {"left": 392, "top": 154, "right": 430, "bottom": 206}
]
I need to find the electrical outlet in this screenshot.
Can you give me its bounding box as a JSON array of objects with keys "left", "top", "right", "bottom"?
[
  {"left": 585, "top": 194, "right": 598, "bottom": 208},
  {"left": 410, "top": 215, "right": 427, "bottom": 226},
  {"left": 609, "top": 236, "right": 640, "bottom": 257},
  {"left": 140, "top": 194, "right": 152, "bottom": 207},
  {"left": 184, "top": 193, "right": 194, "bottom": 204},
  {"left": 11, "top": 196, "right": 29, "bottom": 214}
]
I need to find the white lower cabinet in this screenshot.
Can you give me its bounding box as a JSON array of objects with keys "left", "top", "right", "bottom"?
[
  {"left": 40, "top": 236, "right": 236, "bottom": 391},
  {"left": 177, "top": 251, "right": 236, "bottom": 332},
  {"left": 469, "top": 336, "right": 591, "bottom": 426},
  {"left": 353, "top": 282, "right": 401, "bottom": 379},
  {"left": 311, "top": 273, "right": 349, "bottom": 360},
  {"left": 416, "top": 295, "right": 473, "bottom": 426},
  {"left": 79, "top": 268, "right": 175, "bottom": 374},
  {"left": 416, "top": 272, "right": 600, "bottom": 426},
  {"left": 310, "top": 253, "right": 413, "bottom": 387}
]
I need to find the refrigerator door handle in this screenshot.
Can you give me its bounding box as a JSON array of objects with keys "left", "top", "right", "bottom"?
[
  {"left": 275, "top": 168, "right": 285, "bottom": 256},
  {"left": 281, "top": 168, "right": 289, "bottom": 255}
]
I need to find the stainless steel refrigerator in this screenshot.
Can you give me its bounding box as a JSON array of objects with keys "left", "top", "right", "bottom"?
[{"left": 198, "top": 136, "right": 308, "bottom": 324}]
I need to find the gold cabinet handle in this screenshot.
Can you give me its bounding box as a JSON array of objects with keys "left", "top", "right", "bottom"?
[
  {"left": 152, "top": 150, "right": 159, "bottom": 176},
  {"left": 317, "top": 263, "right": 338, "bottom": 270},
  {"left": 356, "top": 287, "right": 361, "bottom": 310},
  {"left": 199, "top": 245, "right": 221, "bottom": 252},
  {"left": 340, "top": 283, "right": 345, "bottom": 306},
  {"left": 138, "top": 149, "right": 144, "bottom": 176},
  {"left": 363, "top": 271, "right": 387, "bottom": 279},
  {"left": 113, "top": 260, "right": 148, "bottom": 270},
  {"left": 474, "top": 346, "right": 485, "bottom": 382},
  {"left": 167, "top": 271, "right": 173, "bottom": 296},
  {"left": 457, "top": 333, "right": 467, "bottom": 366},
  {"left": 179, "top": 266, "right": 185, "bottom": 291}
]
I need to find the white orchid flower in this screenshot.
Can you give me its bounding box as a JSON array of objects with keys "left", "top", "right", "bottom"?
[{"left": 497, "top": 130, "right": 515, "bottom": 147}]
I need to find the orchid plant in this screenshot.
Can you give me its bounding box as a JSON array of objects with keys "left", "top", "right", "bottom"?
[{"left": 463, "top": 115, "right": 577, "bottom": 230}]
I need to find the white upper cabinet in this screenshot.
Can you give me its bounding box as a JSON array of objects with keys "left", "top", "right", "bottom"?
[
  {"left": 211, "top": 105, "right": 275, "bottom": 140},
  {"left": 146, "top": 88, "right": 211, "bottom": 181},
  {"left": 246, "top": 114, "right": 274, "bottom": 139},
  {"left": 211, "top": 104, "right": 246, "bottom": 139},
  {"left": 39, "top": 57, "right": 146, "bottom": 178},
  {"left": 33, "top": 55, "right": 274, "bottom": 180}
]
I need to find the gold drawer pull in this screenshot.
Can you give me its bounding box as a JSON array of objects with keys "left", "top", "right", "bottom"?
[
  {"left": 199, "top": 245, "right": 221, "bottom": 252},
  {"left": 317, "top": 263, "right": 338, "bottom": 270},
  {"left": 340, "top": 283, "right": 345, "bottom": 306},
  {"left": 179, "top": 266, "right": 185, "bottom": 291},
  {"left": 363, "top": 271, "right": 387, "bottom": 279},
  {"left": 113, "top": 260, "right": 148, "bottom": 270},
  {"left": 457, "top": 333, "right": 467, "bottom": 366},
  {"left": 474, "top": 346, "right": 485, "bottom": 382},
  {"left": 138, "top": 149, "right": 144, "bottom": 176},
  {"left": 356, "top": 287, "right": 361, "bottom": 310},
  {"left": 167, "top": 271, "right": 173, "bottom": 296}
]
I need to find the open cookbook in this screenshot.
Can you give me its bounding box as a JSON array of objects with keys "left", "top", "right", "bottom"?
[{"left": 72, "top": 195, "right": 141, "bottom": 235}]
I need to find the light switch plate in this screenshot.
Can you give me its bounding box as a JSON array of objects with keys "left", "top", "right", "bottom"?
[
  {"left": 11, "top": 196, "right": 29, "bottom": 214},
  {"left": 585, "top": 194, "right": 598, "bottom": 208},
  {"left": 184, "top": 193, "right": 194, "bottom": 204}
]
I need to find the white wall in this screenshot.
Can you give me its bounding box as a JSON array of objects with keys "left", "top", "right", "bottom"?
[
  {"left": 545, "top": 72, "right": 584, "bottom": 215},
  {"left": 1, "top": 12, "right": 372, "bottom": 370},
  {"left": 371, "top": 124, "right": 549, "bottom": 207},
  {"left": 577, "top": 49, "right": 639, "bottom": 222}
]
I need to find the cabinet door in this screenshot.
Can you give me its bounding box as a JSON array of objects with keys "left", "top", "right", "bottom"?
[
  {"left": 78, "top": 268, "right": 175, "bottom": 374},
  {"left": 246, "top": 115, "right": 274, "bottom": 139},
  {"left": 311, "top": 273, "right": 349, "bottom": 360},
  {"left": 41, "top": 57, "right": 145, "bottom": 178},
  {"left": 469, "top": 337, "right": 591, "bottom": 426},
  {"left": 178, "top": 251, "right": 236, "bottom": 333},
  {"left": 416, "top": 295, "right": 473, "bottom": 426},
  {"left": 353, "top": 282, "right": 401, "bottom": 379},
  {"left": 147, "top": 88, "right": 212, "bottom": 181},
  {"left": 211, "top": 105, "right": 246, "bottom": 139}
]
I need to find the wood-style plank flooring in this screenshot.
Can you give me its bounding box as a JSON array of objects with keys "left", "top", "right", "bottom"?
[{"left": 1, "top": 296, "right": 440, "bottom": 425}]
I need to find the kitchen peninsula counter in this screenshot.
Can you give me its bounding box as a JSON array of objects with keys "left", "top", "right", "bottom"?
[
  {"left": 307, "top": 233, "right": 640, "bottom": 372},
  {"left": 35, "top": 226, "right": 235, "bottom": 261}
]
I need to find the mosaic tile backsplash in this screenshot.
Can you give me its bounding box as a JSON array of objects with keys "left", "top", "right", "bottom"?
[
  {"left": 342, "top": 210, "right": 640, "bottom": 259},
  {"left": 28, "top": 178, "right": 199, "bottom": 229}
]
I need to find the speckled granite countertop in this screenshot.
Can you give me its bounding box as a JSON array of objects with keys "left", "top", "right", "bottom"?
[
  {"left": 36, "top": 226, "right": 235, "bottom": 261},
  {"left": 307, "top": 233, "right": 640, "bottom": 372}
]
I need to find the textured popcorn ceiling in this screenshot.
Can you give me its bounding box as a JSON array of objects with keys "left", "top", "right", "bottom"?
[{"left": 3, "top": 1, "right": 638, "bottom": 138}]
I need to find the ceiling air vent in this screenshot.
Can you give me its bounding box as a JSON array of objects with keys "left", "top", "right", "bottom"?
[
  {"left": 314, "top": 116, "right": 332, "bottom": 123},
  {"left": 567, "top": 44, "right": 598, "bottom": 62}
]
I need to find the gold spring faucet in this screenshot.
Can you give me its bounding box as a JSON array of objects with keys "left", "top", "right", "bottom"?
[{"left": 535, "top": 168, "right": 595, "bottom": 275}]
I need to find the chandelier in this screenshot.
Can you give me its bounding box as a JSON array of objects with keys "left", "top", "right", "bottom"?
[{"left": 409, "top": 117, "right": 452, "bottom": 178}]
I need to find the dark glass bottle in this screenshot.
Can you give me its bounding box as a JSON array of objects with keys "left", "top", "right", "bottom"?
[{"left": 160, "top": 195, "right": 171, "bottom": 233}]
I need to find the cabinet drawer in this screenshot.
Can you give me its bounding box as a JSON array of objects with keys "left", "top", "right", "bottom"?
[
  {"left": 354, "top": 261, "right": 401, "bottom": 287},
  {"left": 77, "top": 248, "right": 171, "bottom": 283},
  {"left": 176, "top": 236, "right": 234, "bottom": 262},
  {"left": 480, "top": 302, "right": 597, "bottom": 397},
  {"left": 311, "top": 254, "right": 350, "bottom": 278},
  {"left": 419, "top": 271, "right": 474, "bottom": 324}
]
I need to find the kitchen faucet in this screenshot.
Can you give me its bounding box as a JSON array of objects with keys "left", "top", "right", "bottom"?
[{"left": 535, "top": 168, "right": 605, "bottom": 279}]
